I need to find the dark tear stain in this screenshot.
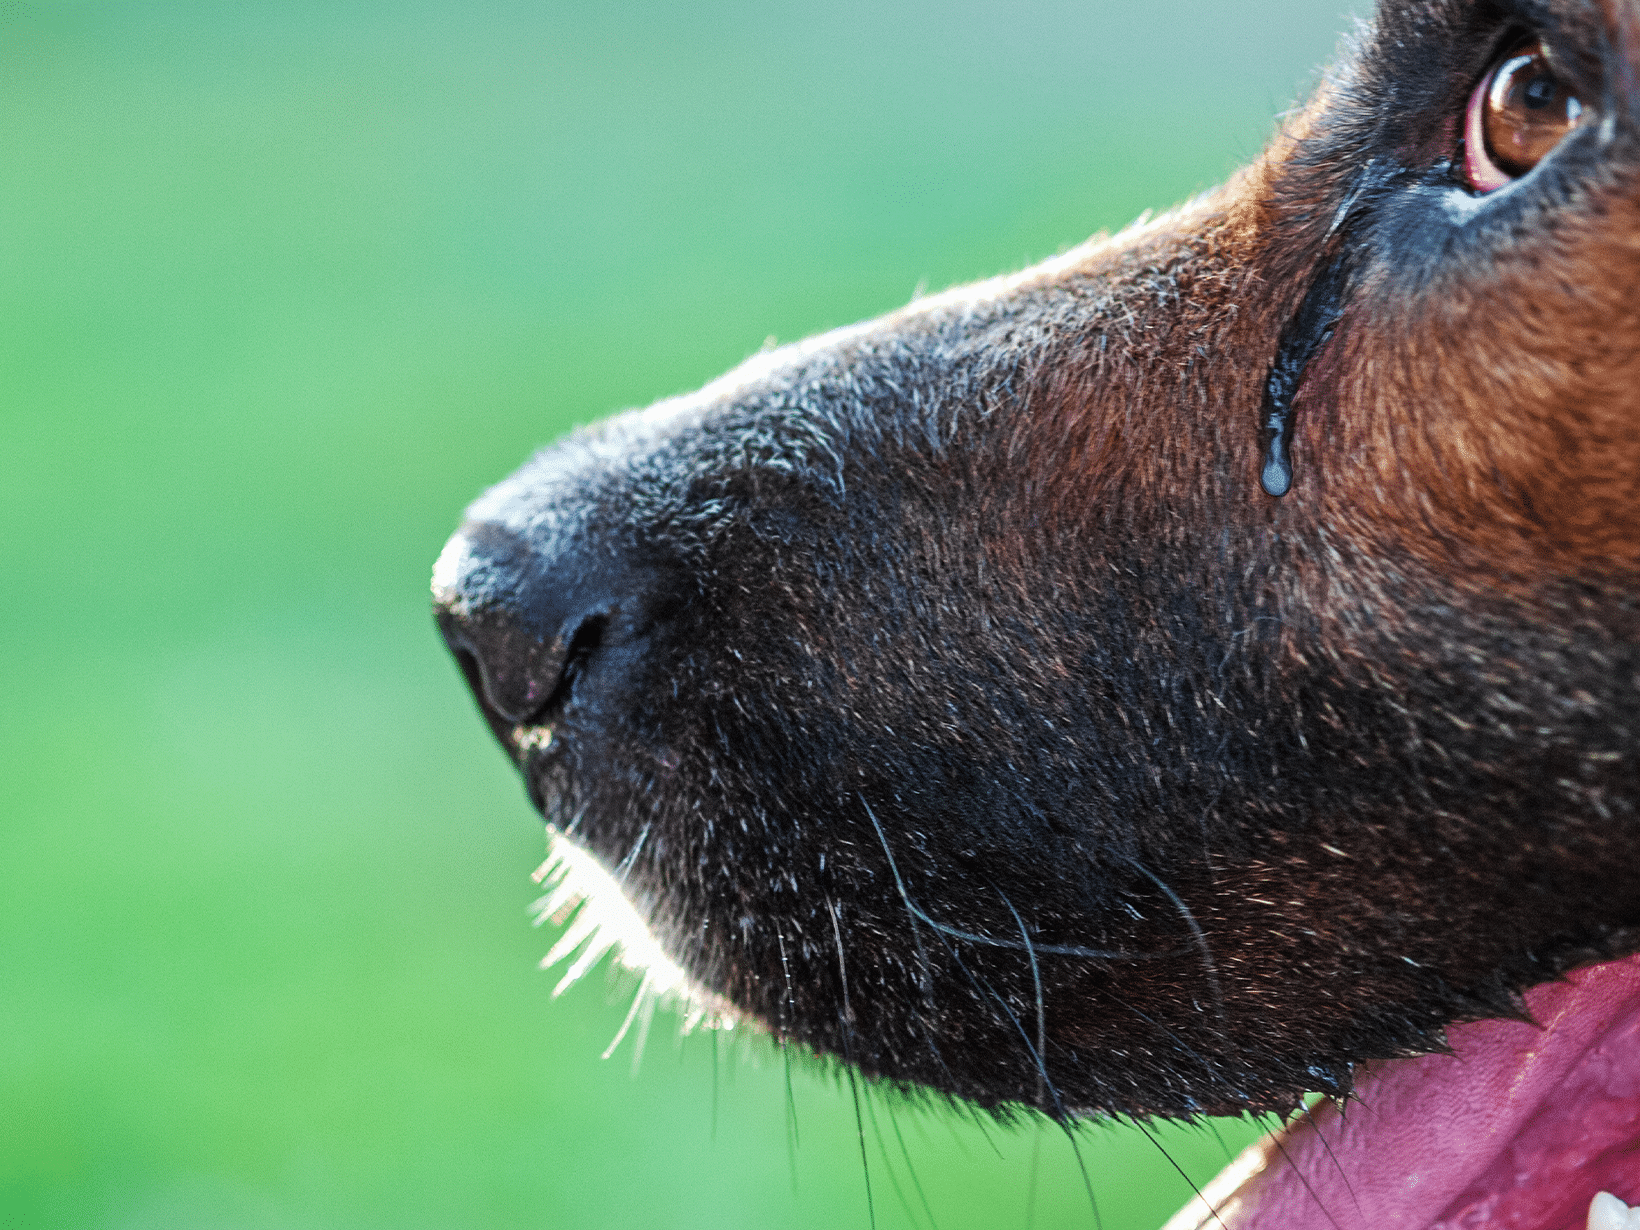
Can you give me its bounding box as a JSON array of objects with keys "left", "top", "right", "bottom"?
[{"left": 1260, "top": 253, "right": 1351, "bottom": 498}]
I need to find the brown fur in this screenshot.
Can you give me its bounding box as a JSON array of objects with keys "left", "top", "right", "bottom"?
[{"left": 435, "top": 0, "right": 1640, "bottom": 1137}]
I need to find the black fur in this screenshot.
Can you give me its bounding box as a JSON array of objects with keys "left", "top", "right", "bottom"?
[{"left": 436, "top": 0, "right": 1640, "bottom": 1124}]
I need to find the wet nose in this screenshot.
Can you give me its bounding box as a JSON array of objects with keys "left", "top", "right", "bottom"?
[
  {"left": 433, "top": 521, "right": 566, "bottom": 727},
  {"left": 431, "top": 520, "right": 610, "bottom": 732}
]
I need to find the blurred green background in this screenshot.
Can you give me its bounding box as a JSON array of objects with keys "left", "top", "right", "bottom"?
[{"left": 3, "top": 2, "right": 1361, "bottom": 1227}]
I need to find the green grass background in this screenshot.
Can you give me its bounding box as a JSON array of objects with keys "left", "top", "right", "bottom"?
[{"left": 3, "top": 2, "right": 1361, "bottom": 1226}]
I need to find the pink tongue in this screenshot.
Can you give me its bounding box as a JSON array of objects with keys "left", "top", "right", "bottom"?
[{"left": 1165, "top": 953, "right": 1640, "bottom": 1230}]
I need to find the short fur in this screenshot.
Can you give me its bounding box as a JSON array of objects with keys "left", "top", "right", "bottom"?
[{"left": 435, "top": 0, "right": 1640, "bottom": 1124}]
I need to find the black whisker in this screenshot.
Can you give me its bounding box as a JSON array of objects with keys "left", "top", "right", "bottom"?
[
  {"left": 864, "top": 798, "right": 1188, "bottom": 962},
  {"left": 859, "top": 798, "right": 950, "bottom": 1081},
  {"left": 889, "top": 1103, "right": 940, "bottom": 1230},
  {"left": 966, "top": 1107, "right": 1006, "bottom": 1161},
  {"left": 1129, "top": 858, "right": 1225, "bottom": 1021},
  {"left": 1206, "top": 1118, "right": 1235, "bottom": 1164},
  {"left": 977, "top": 968, "right": 1063, "bottom": 1118},
  {"left": 910, "top": 890, "right": 1066, "bottom": 1125},
  {"left": 998, "top": 889, "right": 1049, "bottom": 1108},
  {"left": 831, "top": 898, "right": 877, "bottom": 1230},
  {"left": 783, "top": 1038, "right": 799, "bottom": 1195},
  {"left": 1270, "top": 1129, "right": 1345, "bottom": 1230},
  {"left": 1132, "top": 1120, "right": 1226, "bottom": 1230},
  {"left": 844, "top": 1066, "right": 878, "bottom": 1230},
  {"left": 1299, "top": 1100, "right": 1360, "bottom": 1218},
  {"left": 1101, "top": 988, "right": 1224, "bottom": 1092},
  {"left": 1058, "top": 1120, "right": 1104, "bottom": 1230},
  {"left": 863, "top": 1082, "right": 927, "bottom": 1230},
  {"left": 775, "top": 925, "right": 801, "bottom": 1153}
]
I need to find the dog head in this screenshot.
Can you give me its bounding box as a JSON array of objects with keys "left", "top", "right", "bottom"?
[{"left": 434, "top": 0, "right": 1640, "bottom": 1223}]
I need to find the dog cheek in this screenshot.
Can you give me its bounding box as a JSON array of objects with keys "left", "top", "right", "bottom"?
[{"left": 1305, "top": 236, "right": 1640, "bottom": 579}]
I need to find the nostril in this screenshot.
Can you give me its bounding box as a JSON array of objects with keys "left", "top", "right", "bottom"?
[
  {"left": 438, "top": 605, "right": 614, "bottom": 749},
  {"left": 551, "top": 614, "right": 608, "bottom": 711},
  {"left": 433, "top": 517, "right": 683, "bottom": 749},
  {"left": 449, "top": 644, "right": 487, "bottom": 707},
  {"left": 447, "top": 643, "right": 521, "bottom": 750},
  {"left": 435, "top": 605, "right": 569, "bottom": 727}
]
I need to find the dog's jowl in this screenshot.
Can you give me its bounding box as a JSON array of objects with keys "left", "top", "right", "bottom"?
[{"left": 434, "top": 1, "right": 1640, "bottom": 1226}]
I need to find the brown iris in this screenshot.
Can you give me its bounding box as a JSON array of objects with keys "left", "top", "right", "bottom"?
[{"left": 1475, "top": 40, "right": 1584, "bottom": 182}]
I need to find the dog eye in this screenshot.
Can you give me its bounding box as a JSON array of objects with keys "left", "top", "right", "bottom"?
[{"left": 1463, "top": 39, "right": 1585, "bottom": 191}]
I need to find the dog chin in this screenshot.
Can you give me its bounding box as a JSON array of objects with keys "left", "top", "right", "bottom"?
[
  {"left": 532, "top": 816, "right": 1640, "bottom": 1230},
  {"left": 537, "top": 813, "right": 1640, "bottom": 1230}
]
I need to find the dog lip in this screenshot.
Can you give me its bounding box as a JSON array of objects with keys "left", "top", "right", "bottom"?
[
  {"left": 1166, "top": 953, "right": 1640, "bottom": 1230},
  {"left": 518, "top": 728, "right": 560, "bottom": 815}
]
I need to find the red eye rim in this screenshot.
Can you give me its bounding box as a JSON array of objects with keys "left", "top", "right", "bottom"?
[{"left": 1463, "top": 61, "right": 1514, "bottom": 192}]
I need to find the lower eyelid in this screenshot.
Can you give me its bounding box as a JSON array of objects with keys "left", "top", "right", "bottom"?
[{"left": 1463, "top": 71, "right": 1513, "bottom": 193}]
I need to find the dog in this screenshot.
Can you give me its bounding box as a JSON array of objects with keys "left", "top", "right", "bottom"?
[{"left": 432, "top": 0, "right": 1640, "bottom": 1225}]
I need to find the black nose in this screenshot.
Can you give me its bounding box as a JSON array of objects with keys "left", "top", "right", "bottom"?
[
  {"left": 432, "top": 520, "right": 609, "bottom": 735},
  {"left": 432, "top": 507, "right": 687, "bottom": 755}
]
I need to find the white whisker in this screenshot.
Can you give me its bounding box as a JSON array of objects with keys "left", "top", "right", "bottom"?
[{"left": 530, "top": 828, "right": 741, "bottom": 1056}]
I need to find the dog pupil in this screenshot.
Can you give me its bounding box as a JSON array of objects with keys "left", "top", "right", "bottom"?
[{"left": 1523, "top": 69, "right": 1557, "bottom": 110}]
